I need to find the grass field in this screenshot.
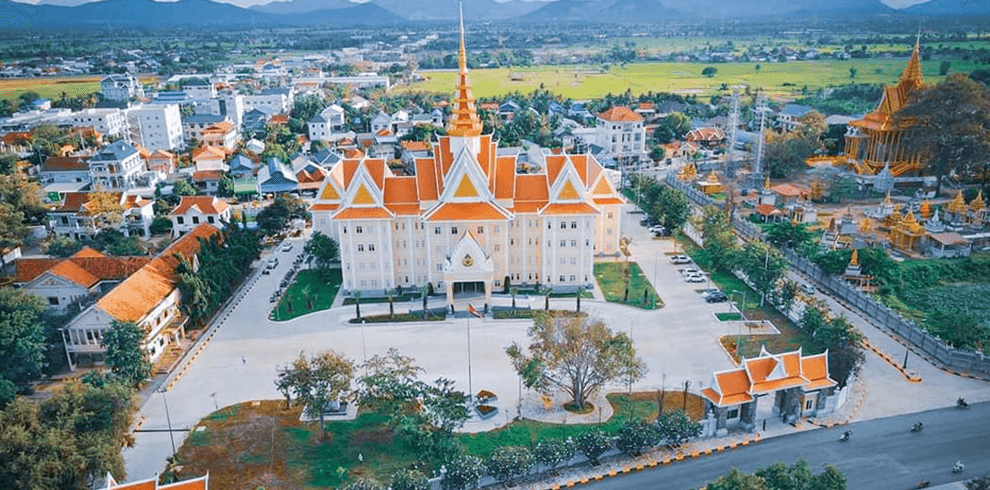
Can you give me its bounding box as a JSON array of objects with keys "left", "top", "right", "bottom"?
[
  {"left": 173, "top": 392, "right": 706, "bottom": 489},
  {"left": 0, "top": 75, "right": 158, "bottom": 103},
  {"left": 397, "top": 58, "right": 969, "bottom": 99},
  {"left": 271, "top": 268, "right": 342, "bottom": 322},
  {"left": 593, "top": 261, "right": 661, "bottom": 310}
]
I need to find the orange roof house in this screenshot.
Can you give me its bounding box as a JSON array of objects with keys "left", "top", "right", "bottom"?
[
  {"left": 701, "top": 347, "right": 836, "bottom": 409},
  {"left": 15, "top": 247, "right": 151, "bottom": 310},
  {"left": 598, "top": 106, "right": 643, "bottom": 123}
]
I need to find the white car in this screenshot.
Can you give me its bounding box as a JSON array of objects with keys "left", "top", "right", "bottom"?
[
  {"left": 684, "top": 272, "right": 706, "bottom": 283},
  {"left": 670, "top": 255, "right": 692, "bottom": 264},
  {"left": 681, "top": 267, "right": 701, "bottom": 276},
  {"left": 281, "top": 242, "right": 293, "bottom": 252},
  {"left": 800, "top": 283, "right": 816, "bottom": 295}
]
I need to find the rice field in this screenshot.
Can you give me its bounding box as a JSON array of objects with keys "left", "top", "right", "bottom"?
[
  {"left": 0, "top": 76, "right": 102, "bottom": 102},
  {"left": 396, "top": 57, "right": 966, "bottom": 99}
]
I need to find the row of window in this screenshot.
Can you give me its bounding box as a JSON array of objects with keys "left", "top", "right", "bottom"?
[{"left": 175, "top": 216, "right": 217, "bottom": 225}]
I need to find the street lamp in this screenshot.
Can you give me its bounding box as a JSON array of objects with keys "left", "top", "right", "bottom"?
[
  {"left": 467, "top": 316, "right": 473, "bottom": 406},
  {"left": 731, "top": 290, "right": 747, "bottom": 357},
  {"left": 159, "top": 387, "right": 176, "bottom": 456}
]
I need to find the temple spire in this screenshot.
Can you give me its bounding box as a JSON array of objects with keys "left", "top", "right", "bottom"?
[
  {"left": 899, "top": 35, "right": 923, "bottom": 91},
  {"left": 446, "top": 3, "right": 483, "bottom": 137}
]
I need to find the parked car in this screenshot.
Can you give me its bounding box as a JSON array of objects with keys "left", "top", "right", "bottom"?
[
  {"left": 800, "top": 283, "right": 817, "bottom": 295},
  {"left": 670, "top": 255, "right": 692, "bottom": 264},
  {"left": 701, "top": 288, "right": 720, "bottom": 299},
  {"left": 684, "top": 272, "right": 706, "bottom": 283},
  {"left": 281, "top": 242, "right": 293, "bottom": 252},
  {"left": 681, "top": 267, "right": 701, "bottom": 276},
  {"left": 706, "top": 291, "right": 729, "bottom": 303}
]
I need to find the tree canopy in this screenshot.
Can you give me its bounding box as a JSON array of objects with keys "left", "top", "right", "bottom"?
[
  {"left": 102, "top": 321, "right": 151, "bottom": 388},
  {"left": 304, "top": 231, "right": 339, "bottom": 270},
  {"left": 706, "top": 460, "right": 847, "bottom": 490},
  {"left": 506, "top": 313, "right": 646, "bottom": 410},
  {"left": 0, "top": 287, "right": 49, "bottom": 389},
  {"left": 275, "top": 350, "right": 355, "bottom": 439}
]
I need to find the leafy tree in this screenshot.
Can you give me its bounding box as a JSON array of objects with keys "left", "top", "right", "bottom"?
[
  {"left": 939, "top": 60, "right": 952, "bottom": 76},
  {"left": 652, "top": 112, "right": 692, "bottom": 144},
  {"left": 576, "top": 429, "right": 612, "bottom": 464},
  {"left": 506, "top": 314, "right": 646, "bottom": 411},
  {"left": 616, "top": 419, "right": 661, "bottom": 454},
  {"left": 0, "top": 376, "right": 15, "bottom": 409},
  {"left": 0, "top": 172, "right": 47, "bottom": 224},
  {"left": 763, "top": 220, "right": 815, "bottom": 250},
  {"left": 257, "top": 195, "right": 308, "bottom": 236},
  {"left": 894, "top": 73, "right": 990, "bottom": 195},
  {"left": 102, "top": 321, "right": 151, "bottom": 388},
  {"left": 799, "top": 302, "right": 864, "bottom": 388},
  {"left": 172, "top": 179, "right": 196, "bottom": 197},
  {"left": 533, "top": 437, "right": 575, "bottom": 471},
  {"left": 735, "top": 241, "right": 788, "bottom": 306},
  {"left": 86, "top": 189, "right": 126, "bottom": 228},
  {"left": 0, "top": 203, "right": 28, "bottom": 261},
  {"left": 652, "top": 186, "right": 691, "bottom": 232},
  {"left": 441, "top": 454, "right": 485, "bottom": 490},
  {"left": 92, "top": 229, "right": 145, "bottom": 256},
  {"left": 341, "top": 478, "right": 384, "bottom": 490},
  {"left": 44, "top": 235, "right": 83, "bottom": 258},
  {"left": 274, "top": 350, "right": 355, "bottom": 440},
  {"left": 486, "top": 446, "right": 534, "bottom": 485},
  {"left": 965, "top": 474, "right": 990, "bottom": 490},
  {"left": 0, "top": 287, "right": 49, "bottom": 389},
  {"left": 702, "top": 66, "right": 718, "bottom": 77},
  {"left": 755, "top": 460, "right": 813, "bottom": 490},
  {"left": 809, "top": 464, "right": 847, "bottom": 490},
  {"left": 305, "top": 231, "right": 339, "bottom": 270},
  {"left": 707, "top": 467, "right": 766, "bottom": 490},
  {"left": 217, "top": 174, "right": 234, "bottom": 198},
  {"left": 699, "top": 205, "right": 738, "bottom": 271},
  {"left": 390, "top": 469, "right": 429, "bottom": 490},
  {"left": 656, "top": 410, "right": 701, "bottom": 448},
  {"left": 149, "top": 216, "right": 173, "bottom": 236}
]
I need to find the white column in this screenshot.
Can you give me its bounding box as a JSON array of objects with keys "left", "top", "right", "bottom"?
[
  {"left": 378, "top": 220, "right": 388, "bottom": 290},
  {"left": 427, "top": 223, "right": 433, "bottom": 286},
  {"left": 346, "top": 221, "right": 357, "bottom": 290},
  {"left": 407, "top": 219, "right": 416, "bottom": 286},
  {"left": 522, "top": 217, "right": 528, "bottom": 283}
]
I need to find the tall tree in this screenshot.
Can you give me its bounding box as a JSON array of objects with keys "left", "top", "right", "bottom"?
[
  {"left": 699, "top": 205, "right": 738, "bottom": 271},
  {"left": 274, "top": 350, "right": 354, "bottom": 440},
  {"left": 506, "top": 313, "right": 646, "bottom": 410},
  {"left": 304, "top": 231, "right": 339, "bottom": 270},
  {"left": 0, "top": 287, "right": 48, "bottom": 389},
  {"left": 735, "top": 241, "right": 788, "bottom": 306},
  {"left": 894, "top": 73, "right": 990, "bottom": 194},
  {"left": 102, "top": 321, "right": 151, "bottom": 388}
]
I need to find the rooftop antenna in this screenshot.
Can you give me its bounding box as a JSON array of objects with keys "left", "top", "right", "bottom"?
[
  {"left": 748, "top": 93, "right": 768, "bottom": 190},
  {"left": 725, "top": 90, "right": 740, "bottom": 178}
]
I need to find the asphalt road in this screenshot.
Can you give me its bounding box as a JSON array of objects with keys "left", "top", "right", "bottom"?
[{"left": 586, "top": 401, "right": 990, "bottom": 490}]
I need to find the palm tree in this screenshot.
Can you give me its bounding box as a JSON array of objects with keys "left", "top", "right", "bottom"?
[
  {"left": 576, "top": 288, "right": 582, "bottom": 312},
  {"left": 419, "top": 286, "right": 429, "bottom": 319},
  {"left": 510, "top": 287, "right": 517, "bottom": 315},
  {"left": 387, "top": 288, "right": 395, "bottom": 319}
]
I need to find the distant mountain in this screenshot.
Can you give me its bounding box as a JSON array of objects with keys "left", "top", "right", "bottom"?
[
  {"left": 523, "top": 0, "right": 675, "bottom": 23},
  {"left": 903, "top": 0, "right": 990, "bottom": 15},
  {"left": 36, "top": 0, "right": 93, "bottom": 6},
  {"left": 369, "top": 0, "right": 544, "bottom": 21},
  {"left": 0, "top": 0, "right": 404, "bottom": 28},
  {"left": 252, "top": 0, "right": 354, "bottom": 14},
  {"left": 660, "top": 0, "right": 894, "bottom": 18}
]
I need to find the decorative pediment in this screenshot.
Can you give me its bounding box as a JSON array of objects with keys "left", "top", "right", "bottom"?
[
  {"left": 343, "top": 165, "right": 383, "bottom": 207},
  {"left": 549, "top": 161, "right": 587, "bottom": 203},
  {"left": 443, "top": 231, "right": 492, "bottom": 274},
  {"left": 439, "top": 145, "right": 492, "bottom": 202}
]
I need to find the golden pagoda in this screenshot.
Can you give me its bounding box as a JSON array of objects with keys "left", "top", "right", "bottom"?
[
  {"left": 678, "top": 162, "right": 698, "bottom": 181},
  {"left": 810, "top": 177, "right": 824, "bottom": 202},
  {"left": 919, "top": 199, "right": 932, "bottom": 220},
  {"left": 969, "top": 190, "right": 986, "bottom": 224},
  {"left": 859, "top": 217, "right": 873, "bottom": 235},
  {"left": 947, "top": 190, "right": 968, "bottom": 221},
  {"left": 849, "top": 248, "right": 860, "bottom": 267},
  {"left": 446, "top": 4, "right": 483, "bottom": 138},
  {"left": 886, "top": 204, "right": 903, "bottom": 228},
  {"left": 891, "top": 210, "right": 924, "bottom": 251},
  {"left": 843, "top": 39, "right": 925, "bottom": 177},
  {"left": 698, "top": 169, "right": 724, "bottom": 195}
]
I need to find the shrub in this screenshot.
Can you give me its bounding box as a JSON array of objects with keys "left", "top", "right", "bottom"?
[
  {"left": 656, "top": 410, "right": 702, "bottom": 448},
  {"left": 576, "top": 429, "right": 612, "bottom": 464},
  {"left": 616, "top": 419, "right": 661, "bottom": 454},
  {"left": 390, "top": 469, "right": 429, "bottom": 490},
  {"left": 486, "top": 446, "right": 534, "bottom": 485},
  {"left": 533, "top": 437, "right": 576, "bottom": 470},
  {"left": 441, "top": 454, "right": 485, "bottom": 490}
]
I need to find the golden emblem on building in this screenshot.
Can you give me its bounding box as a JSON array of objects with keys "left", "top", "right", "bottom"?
[{"left": 462, "top": 254, "right": 474, "bottom": 267}]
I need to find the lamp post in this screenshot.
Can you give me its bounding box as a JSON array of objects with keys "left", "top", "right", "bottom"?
[
  {"left": 159, "top": 387, "right": 176, "bottom": 456},
  {"left": 467, "top": 316, "right": 473, "bottom": 406},
  {"left": 732, "top": 290, "right": 747, "bottom": 357}
]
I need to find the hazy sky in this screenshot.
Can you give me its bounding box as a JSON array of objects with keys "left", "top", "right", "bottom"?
[{"left": 17, "top": 0, "right": 934, "bottom": 8}]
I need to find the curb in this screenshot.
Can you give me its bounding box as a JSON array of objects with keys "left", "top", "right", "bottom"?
[
  {"left": 547, "top": 434, "right": 762, "bottom": 489},
  {"left": 861, "top": 339, "right": 923, "bottom": 383}
]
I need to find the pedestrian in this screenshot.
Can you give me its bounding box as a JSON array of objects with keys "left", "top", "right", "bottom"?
[{"left": 242, "top": 356, "right": 246, "bottom": 364}]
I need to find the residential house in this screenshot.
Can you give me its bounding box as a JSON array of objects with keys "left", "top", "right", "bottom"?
[
  {"left": 369, "top": 111, "right": 392, "bottom": 134},
  {"left": 242, "top": 108, "right": 270, "bottom": 135},
  {"left": 51, "top": 191, "right": 155, "bottom": 239},
  {"left": 40, "top": 155, "right": 91, "bottom": 193},
  {"left": 146, "top": 150, "right": 176, "bottom": 175},
  {"left": 399, "top": 140, "right": 430, "bottom": 167},
  {"left": 71, "top": 108, "right": 127, "bottom": 138},
  {"left": 777, "top": 104, "right": 814, "bottom": 131},
  {"left": 182, "top": 78, "right": 216, "bottom": 100},
  {"left": 169, "top": 196, "right": 231, "bottom": 238},
  {"left": 14, "top": 247, "right": 150, "bottom": 312},
  {"left": 498, "top": 100, "right": 520, "bottom": 121},
  {"left": 242, "top": 87, "right": 292, "bottom": 115},
  {"left": 201, "top": 121, "right": 238, "bottom": 151},
  {"left": 634, "top": 102, "right": 657, "bottom": 122},
  {"left": 312, "top": 147, "right": 343, "bottom": 168},
  {"left": 61, "top": 224, "right": 220, "bottom": 368},
  {"left": 431, "top": 108, "right": 445, "bottom": 127},
  {"left": 228, "top": 154, "right": 256, "bottom": 178},
  {"left": 88, "top": 141, "right": 150, "bottom": 191},
  {"left": 125, "top": 104, "right": 184, "bottom": 151},
  {"left": 182, "top": 113, "right": 228, "bottom": 144},
  {"left": 596, "top": 106, "right": 645, "bottom": 163},
  {"left": 685, "top": 127, "right": 727, "bottom": 148},
  {"left": 192, "top": 170, "right": 223, "bottom": 194},
  {"left": 193, "top": 146, "right": 228, "bottom": 172},
  {"left": 101, "top": 73, "right": 144, "bottom": 102},
  {"left": 257, "top": 157, "right": 298, "bottom": 195},
  {"left": 245, "top": 138, "right": 265, "bottom": 154},
  {"left": 291, "top": 158, "right": 328, "bottom": 195}
]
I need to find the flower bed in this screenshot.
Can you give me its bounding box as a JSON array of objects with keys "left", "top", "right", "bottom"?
[{"left": 475, "top": 404, "right": 499, "bottom": 419}]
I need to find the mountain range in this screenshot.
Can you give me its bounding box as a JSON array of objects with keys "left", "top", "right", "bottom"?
[{"left": 0, "top": 0, "right": 986, "bottom": 30}]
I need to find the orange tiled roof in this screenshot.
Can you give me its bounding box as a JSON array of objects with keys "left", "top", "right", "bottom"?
[
  {"left": 383, "top": 176, "right": 418, "bottom": 205},
  {"left": 401, "top": 141, "right": 429, "bottom": 151},
  {"left": 16, "top": 254, "right": 152, "bottom": 287},
  {"left": 149, "top": 150, "right": 174, "bottom": 159},
  {"left": 2, "top": 131, "right": 32, "bottom": 145},
  {"left": 42, "top": 156, "right": 89, "bottom": 172},
  {"left": 755, "top": 203, "right": 783, "bottom": 216},
  {"left": 333, "top": 207, "right": 393, "bottom": 220},
  {"left": 771, "top": 183, "right": 808, "bottom": 198},
  {"left": 192, "top": 170, "right": 223, "bottom": 182},
  {"left": 493, "top": 156, "right": 515, "bottom": 199},
  {"left": 598, "top": 106, "right": 643, "bottom": 122},
  {"left": 801, "top": 353, "right": 836, "bottom": 390},
  {"left": 193, "top": 146, "right": 226, "bottom": 160},
  {"left": 96, "top": 224, "right": 219, "bottom": 323},
  {"left": 15, "top": 258, "right": 61, "bottom": 283},
  {"left": 48, "top": 260, "right": 101, "bottom": 288},
  {"left": 426, "top": 201, "right": 511, "bottom": 221},
  {"left": 309, "top": 203, "right": 340, "bottom": 212},
  {"left": 170, "top": 196, "right": 230, "bottom": 216},
  {"left": 73, "top": 246, "right": 105, "bottom": 258},
  {"left": 702, "top": 370, "right": 754, "bottom": 407},
  {"left": 415, "top": 158, "right": 440, "bottom": 201},
  {"left": 270, "top": 115, "right": 289, "bottom": 125},
  {"left": 593, "top": 197, "right": 624, "bottom": 206},
  {"left": 542, "top": 202, "right": 598, "bottom": 215},
  {"left": 203, "top": 121, "right": 235, "bottom": 133}
]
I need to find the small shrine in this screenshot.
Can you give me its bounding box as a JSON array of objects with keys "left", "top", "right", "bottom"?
[
  {"left": 919, "top": 199, "right": 933, "bottom": 220},
  {"left": 866, "top": 192, "right": 896, "bottom": 220},
  {"left": 757, "top": 177, "right": 777, "bottom": 206},
  {"left": 697, "top": 170, "right": 725, "bottom": 195},
  {"left": 678, "top": 162, "right": 698, "bottom": 181},
  {"left": 968, "top": 190, "right": 986, "bottom": 225},
  {"left": 890, "top": 210, "right": 925, "bottom": 252},
  {"left": 845, "top": 249, "right": 862, "bottom": 276},
  {"left": 821, "top": 212, "right": 856, "bottom": 250},
  {"left": 858, "top": 217, "right": 873, "bottom": 235},
  {"left": 884, "top": 204, "right": 903, "bottom": 229},
  {"left": 924, "top": 208, "right": 946, "bottom": 234},
  {"left": 787, "top": 199, "right": 817, "bottom": 225},
  {"left": 843, "top": 249, "right": 876, "bottom": 291},
  {"left": 873, "top": 161, "right": 894, "bottom": 193},
  {"left": 946, "top": 190, "right": 968, "bottom": 224},
  {"left": 810, "top": 177, "right": 825, "bottom": 202}
]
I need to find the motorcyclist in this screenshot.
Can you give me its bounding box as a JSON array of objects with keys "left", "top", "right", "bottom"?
[
  {"left": 953, "top": 461, "right": 964, "bottom": 473},
  {"left": 912, "top": 421, "right": 924, "bottom": 432}
]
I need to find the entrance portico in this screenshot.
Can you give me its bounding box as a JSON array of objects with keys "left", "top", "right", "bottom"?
[{"left": 443, "top": 232, "right": 493, "bottom": 310}]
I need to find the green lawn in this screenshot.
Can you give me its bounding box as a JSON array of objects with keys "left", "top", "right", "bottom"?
[
  {"left": 396, "top": 58, "right": 962, "bottom": 99},
  {"left": 715, "top": 312, "right": 743, "bottom": 322},
  {"left": 593, "top": 261, "right": 662, "bottom": 310},
  {"left": 271, "top": 268, "right": 342, "bottom": 321}
]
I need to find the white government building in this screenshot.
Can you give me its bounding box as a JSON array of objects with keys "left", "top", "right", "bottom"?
[{"left": 310, "top": 16, "right": 624, "bottom": 308}]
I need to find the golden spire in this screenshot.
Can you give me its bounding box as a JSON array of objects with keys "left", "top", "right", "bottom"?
[
  {"left": 849, "top": 248, "right": 860, "bottom": 267},
  {"left": 948, "top": 190, "right": 967, "bottom": 215},
  {"left": 920, "top": 199, "right": 932, "bottom": 219},
  {"left": 969, "top": 190, "right": 985, "bottom": 212},
  {"left": 898, "top": 36, "right": 924, "bottom": 92},
  {"left": 859, "top": 217, "right": 873, "bottom": 235},
  {"left": 446, "top": 3, "right": 483, "bottom": 138},
  {"left": 764, "top": 175, "right": 771, "bottom": 190}
]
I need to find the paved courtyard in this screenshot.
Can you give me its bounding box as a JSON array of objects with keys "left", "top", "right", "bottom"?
[{"left": 123, "top": 203, "right": 990, "bottom": 482}]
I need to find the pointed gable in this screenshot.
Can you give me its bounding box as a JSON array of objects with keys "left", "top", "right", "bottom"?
[
  {"left": 353, "top": 184, "right": 375, "bottom": 205},
  {"left": 558, "top": 180, "right": 580, "bottom": 200},
  {"left": 454, "top": 174, "right": 479, "bottom": 198}
]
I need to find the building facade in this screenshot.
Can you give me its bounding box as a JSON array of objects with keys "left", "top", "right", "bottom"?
[
  {"left": 88, "top": 141, "right": 147, "bottom": 191},
  {"left": 126, "top": 104, "right": 184, "bottom": 151},
  {"left": 71, "top": 108, "right": 127, "bottom": 138},
  {"left": 310, "top": 19, "right": 623, "bottom": 307},
  {"left": 596, "top": 106, "right": 645, "bottom": 163},
  {"left": 101, "top": 73, "right": 144, "bottom": 102}
]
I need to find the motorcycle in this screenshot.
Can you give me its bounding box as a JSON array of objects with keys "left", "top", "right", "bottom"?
[
  {"left": 839, "top": 430, "right": 852, "bottom": 442},
  {"left": 953, "top": 461, "right": 965, "bottom": 474},
  {"left": 917, "top": 480, "right": 930, "bottom": 489},
  {"left": 911, "top": 422, "right": 924, "bottom": 433},
  {"left": 957, "top": 397, "right": 970, "bottom": 409}
]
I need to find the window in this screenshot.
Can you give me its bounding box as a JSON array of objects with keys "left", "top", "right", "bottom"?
[
  {"left": 451, "top": 226, "right": 458, "bottom": 235},
  {"left": 805, "top": 399, "right": 814, "bottom": 411},
  {"left": 208, "top": 216, "right": 215, "bottom": 224},
  {"left": 477, "top": 226, "right": 484, "bottom": 234},
  {"left": 570, "top": 275, "right": 576, "bottom": 282},
  {"left": 437, "top": 264, "right": 443, "bottom": 271},
  {"left": 570, "top": 240, "right": 577, "bottom": 247},
  {"left": 60, "top": 216, "right": 69, "bottom": 224},
  {"left": 570, "top": 258, "right": 576, "bottom": 265},
  {"left": 357, "top": 245, "right": 364, "bottom": 252},
  {"left": 560, "top": 222, "right": 566, "bottom": 229},
  {"left": 177, "top": 217, "right": 185, "bottom": 224},
  {"left": 559, "top": 275, "right": 565, "bottom": 282},
  {"left": 494, "top": 244, "right": 500, "bottom": 252},
  {"left": 510, "top": 238, "right": 515, "bottom": 245},
  {"left": 571, "top": 221, "right": 577, "bottom": 229},
  {"left": 342, "top": 226, "right": 347, "bottom": 234},
  {"left": 560, "top": 240, "right": 566, "bottom": 247},
  {"left": 435, "top": 226, "right": 441, "bottom": 235},
  {"left": 494, "top": 226, "right": 500, "bottom": 233},
  {"left": 368, "top": 244, "right": 375, "bottom": 252},
  {"left": 356, "top": 226, "right": 363, "bottom": 234},
  {"left": 48, "top": 297, "right": 59, "bottom": 306},
  {"left": 560, "top": 258, "right": 566, "bottom": 264},
  {"left": 727, "top": 409, "right": 739, "bottom": 419}
]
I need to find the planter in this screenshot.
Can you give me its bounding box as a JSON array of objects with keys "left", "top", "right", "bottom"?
[
  {"left": 476, "top": 404, "right": 499, "bottom": 419},
  {"left": 476, "top": 390, "right": 498, "bottom": 404}
]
